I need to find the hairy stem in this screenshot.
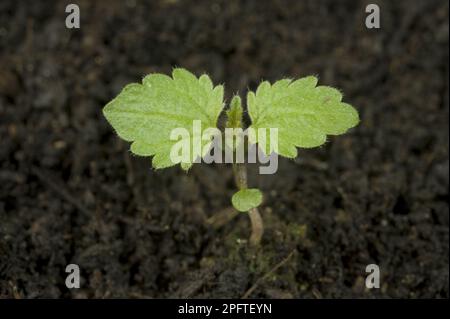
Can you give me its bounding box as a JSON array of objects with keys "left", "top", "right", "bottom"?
[{"left": 232, "top": 163, "right": 264, "bottom": 246}]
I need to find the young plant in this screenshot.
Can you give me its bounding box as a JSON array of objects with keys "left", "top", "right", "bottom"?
[{"left": 103, "top": 68, "right": 359, "bottom": 246}]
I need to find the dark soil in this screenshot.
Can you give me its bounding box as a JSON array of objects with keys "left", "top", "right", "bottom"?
[{"left": 0, "top": 0, "right": 448, "bottom": 298}]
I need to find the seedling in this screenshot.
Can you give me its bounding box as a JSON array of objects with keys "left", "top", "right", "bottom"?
[{"left": 103, "top": 68, "right": 359, "bottom": 246}]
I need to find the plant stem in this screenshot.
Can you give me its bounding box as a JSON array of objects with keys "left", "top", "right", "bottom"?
[
  {"left": 232, "top": 162, "right": 248, "bottom": 189},
  {"left": 248, "top": 207, "right": 263, "bottom": 246},
  {"left": 232, "top": 163, "right": 264, "bottom": 246}
]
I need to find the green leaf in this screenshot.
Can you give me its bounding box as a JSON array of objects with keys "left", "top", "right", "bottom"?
[
  {"left": 247, "top": 76, "right": 359, "bottom": 158},
  {"left": 232, "top": 188, "right": 263, "bottom": 212},
  {"left": 226, "top": 95, "right": 243, "bottom": 129},
  {"left": 103, "top": 68, "right": 224, "bottom": 170},
  {"left": 224, "top": 95, "right": 245, "bottom": 152}
]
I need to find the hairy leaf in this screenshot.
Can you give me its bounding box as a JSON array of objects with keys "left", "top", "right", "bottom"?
[
  {"left": 232, "top": 188, "right": 263, "bottom": 212},
  {"left": 103, "top": 68, "right": 224, "bottom": 170},
  {"left": 226, "top": 95, "right": 243, "bottom": 129},
  {"left": 247, "top": 76, "right": 359, "bottom": 158},
  {"left": 224, "top": 95, "right": 245, "bottom": 152}
]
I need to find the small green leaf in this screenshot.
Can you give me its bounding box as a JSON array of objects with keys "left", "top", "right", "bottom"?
[
  {"left": 225, "top": 95, "right": 245, "bottom": 152},
  {"left": 247, "top": 76, "right": 359, "bottom": 158},
  {"left": 103, "top": 68, "right": 224, "bottom": 170},
  {"left": 232, "top": 188, "right": 263, "bottom": 212},
  {"left": 226, "top": 95, "right": 243, "bottom": 129}
]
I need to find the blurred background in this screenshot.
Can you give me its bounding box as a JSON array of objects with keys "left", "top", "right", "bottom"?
[{"left": 0, "top": 0, "right": 448, "bottom": 298}]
